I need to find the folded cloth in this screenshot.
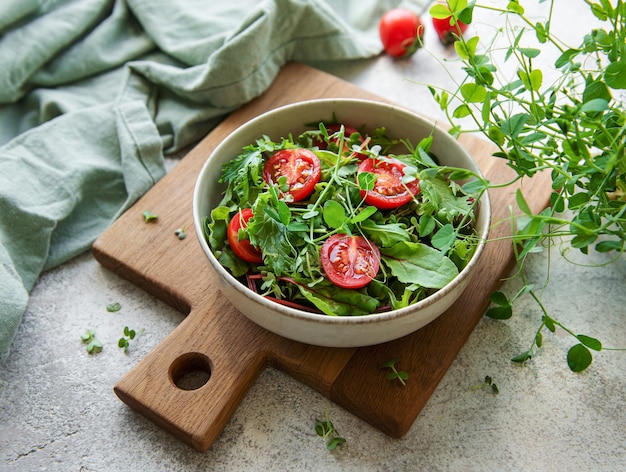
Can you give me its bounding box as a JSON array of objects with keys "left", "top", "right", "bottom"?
[{"left": 0, "top": 0, "right": 425, "bottom": 361}]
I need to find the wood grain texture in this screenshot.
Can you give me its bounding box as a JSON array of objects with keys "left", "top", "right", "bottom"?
[{"left": 92, "top": 62, "right": 552, "bottom": 451}]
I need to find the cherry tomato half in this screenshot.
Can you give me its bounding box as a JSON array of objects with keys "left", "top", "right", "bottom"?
[
  {"left": 379, "top": 8, "right": 424, "bottom": 58},
  {"left": 320, "top": 234, "right": 381, "bottom": 289},
  {"left": 263, "top": 148, "right": 321, "bottom": 202},
  {"left": 227, "top": 208, "right": 263, "bottom": 263},
  {"left": 432, "top": 16, "right": 468, "bottom": 45},
  {"left": 357, "top": 157, "right": 420, "bottom": 209}
]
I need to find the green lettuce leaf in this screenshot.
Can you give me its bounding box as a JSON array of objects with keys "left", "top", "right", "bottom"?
[
  {"left": 381, "top": 241, "right": 459, "bottom": 288},
  {"left": 296, "top": 283, "right": 380, "bottom": 316}
]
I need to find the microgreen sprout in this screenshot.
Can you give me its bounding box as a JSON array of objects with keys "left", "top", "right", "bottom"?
[
  {"left": 118, "top": 326, "right": 144, "bottom": 353},
  {"left": 174, "top": 225, "right": 187, "bottom": 240},
  {"left": 315, "top": 411, "right": 346, "bottom": 451},
  {"left": 143, "top": 211, "right": 158, "bottom": 223},
  {"left": 381, "top": 357, "right": 409, "bottom": 386},
  {"left": 81, "top": 329, "right": 103, "bottom": 354},
  {"left": 471, "top": 375, "right": 499, "bottom": 395},
  {"left": 106, "top": 302, "right": 121, "bottom": 313}
]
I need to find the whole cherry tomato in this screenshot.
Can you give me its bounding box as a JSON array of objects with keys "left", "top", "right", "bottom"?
[
  {"left": 379, "top": 8, "right": 424, "bottom": 58},
  {"left": 262, "top": 148, "right": 321, "bottom": 202},
  {"left": 357, "top": 157, "right": 420, "bottom": 209},
  {"left": 432, "top": 15, "right": 468, "bottom": 45},
  {"left": 227, "top": 208, "right": 263, "bottom": 263},
  {"left": 320, "top": 234, "right": 381, "bottom": 289}
]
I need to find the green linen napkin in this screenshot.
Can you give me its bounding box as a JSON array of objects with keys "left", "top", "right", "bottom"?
[{"left": 0, "top": 0, "right": 425, "bottom": 361}]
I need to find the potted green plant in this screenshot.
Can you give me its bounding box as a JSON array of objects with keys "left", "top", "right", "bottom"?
[{"left": 428, "top": 0, "right": 625, "bottom": 371}]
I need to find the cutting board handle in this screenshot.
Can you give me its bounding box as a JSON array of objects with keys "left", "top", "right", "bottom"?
[{"left": 113, "top": 308, "right": 271, "bottom": 451}]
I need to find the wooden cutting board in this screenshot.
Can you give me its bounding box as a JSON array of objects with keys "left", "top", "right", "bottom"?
[{"left": 92, "top": 62, "right": 551, "bottom": 452}]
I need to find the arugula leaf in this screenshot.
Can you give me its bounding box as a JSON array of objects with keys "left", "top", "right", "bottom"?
[
  {"left": 219, "top": 147, "right": 264, "bottom": 203},
  {"left": 381, "top": 241, "right": 459, "bottom": 288}
]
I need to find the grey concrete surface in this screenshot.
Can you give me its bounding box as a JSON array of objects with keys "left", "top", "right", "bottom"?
[{"left": 2, "top": 2, "right": 625, "bottom": 471}]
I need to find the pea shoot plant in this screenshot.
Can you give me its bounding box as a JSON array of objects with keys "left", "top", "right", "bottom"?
[
  {"left": 471, "top": 375, "right": 500, "bottom": 394},
  {"left": 106, "top": 302, "right": 122, "bottom": 313},
  {"left": 315, "top": 411, "right": 346, "bottom": 451},
  {"left": 80, "top": 304, "right": 144, "bottom": 355},
  {"left": 118, "top": 326, "right": 144, "bottom": 353},
  {"left": 428, "top": 0, "right": 625, "bottom": 371},
  {"left": 174, "top": 225, "right": 187, "bottom": 240},
  {"left": 381, "top": 357, "right": 410, "bottom": 386},
  {"left": 143, "top": 210, "right": 158, "bottom": 223},
  {"left": 81, "top": 329, "right": 103, "bottom": 354}
]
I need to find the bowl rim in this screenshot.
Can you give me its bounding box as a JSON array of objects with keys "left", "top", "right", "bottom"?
[{"left": 192, "top": 97, "right": 492, "bottom": 328}]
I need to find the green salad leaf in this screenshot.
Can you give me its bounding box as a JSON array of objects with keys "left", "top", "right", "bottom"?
[
  {"left": 296, "top": 281, "right": 380, "bottom": 316},
  {"left": 381, "top": 241, "right": 459, "bottom": 288}
]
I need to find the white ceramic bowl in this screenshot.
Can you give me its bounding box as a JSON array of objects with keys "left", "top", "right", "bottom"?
[{"left": 193, "top": 98, "right": 490, "bottom": 347}]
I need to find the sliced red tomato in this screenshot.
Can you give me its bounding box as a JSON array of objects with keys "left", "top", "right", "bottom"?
[
  {"left": 262, "top": 148, "right": 321, "bottom": 202},
  {"left": 379, "top": 8, "right": 424, "bottom": 58},
  {"left": 227, "top": 208, "right": 263, "bottom": 263},
  {"left": 432, "top": 16, "right": 468, "bottom": 45},
  {"left": 320, "top": 234, "right": 381, "bottom": 289},
  {"left": 357, "top": 157, "right": 420, "bottom": 209}
]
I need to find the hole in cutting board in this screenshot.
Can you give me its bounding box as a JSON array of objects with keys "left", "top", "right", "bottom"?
[{"left": 169, "top": 352, "right": 212, "bottom": 390}]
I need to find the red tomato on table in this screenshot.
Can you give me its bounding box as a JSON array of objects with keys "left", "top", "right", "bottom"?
[
  {"left": 357, "top": 157, "right": 420, "bottom": 209},
  {"left": 432, "top": 15, "right": 468, "bottom": 45},
  {"left": 379, "top": 8, "right": 424, "bottom": 58},
  {"left": 227, "top": 208, "right": 263, "bottom": 263},
  {"left": 320, "top": 234, "right": 381, "bottom": 289},
  {"left": 263, "top": 148, "right": 321, "bottom": 202}
]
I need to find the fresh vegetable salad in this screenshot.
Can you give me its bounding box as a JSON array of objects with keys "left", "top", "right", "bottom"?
[{"left": 203, "top": 122, "right": 483, "bottom": 316}]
